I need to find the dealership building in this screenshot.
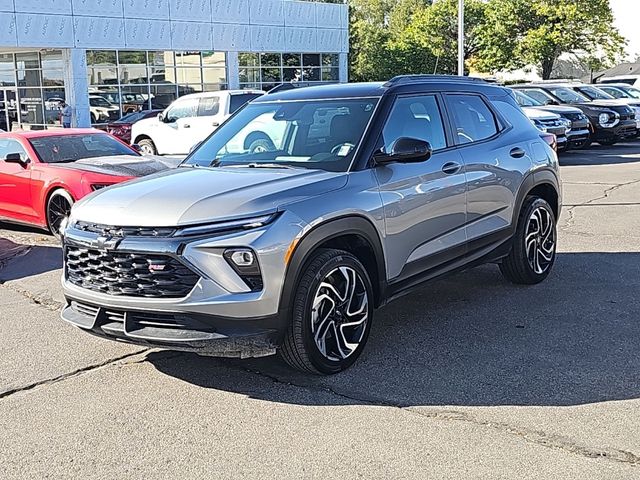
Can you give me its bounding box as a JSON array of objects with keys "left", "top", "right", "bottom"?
[{"left": 0, "top": 0, "right": 349, "bottom": 131}]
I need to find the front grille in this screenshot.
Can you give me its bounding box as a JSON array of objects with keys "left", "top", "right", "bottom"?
[
  {"left": 563, "top": 113, "right": 589, "bottom": 129},
  {"left": 538, "top": 118, "right": 566, "bottom": 135},
  {"left": 65, "top": 246, "right": 199, "bottom": 298},
  {"left": 74, "top": 221, "right": 176, "bottom": 238}
]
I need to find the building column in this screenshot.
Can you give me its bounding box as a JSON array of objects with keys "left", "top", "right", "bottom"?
[
  {"left": 227, "top": 51, "right": 240, "bottom": 90},
  {"left": 62, "top": 49, "right": 91, "bottom": 127},
  {"left": 339, "top": 53, "right": 349, "bottom": 83}
]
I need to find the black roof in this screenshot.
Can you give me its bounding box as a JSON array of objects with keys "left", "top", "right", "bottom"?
[{"left": 254, "top": 75, "right": 509, "bottom": 103}]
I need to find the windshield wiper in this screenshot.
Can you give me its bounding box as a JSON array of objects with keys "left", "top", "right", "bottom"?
[
  {"left": 54, "top": 158, "right": 77, "bottom": 164},
  {"left": 225, "top": 163, "right": 300, "bottom": 170}
]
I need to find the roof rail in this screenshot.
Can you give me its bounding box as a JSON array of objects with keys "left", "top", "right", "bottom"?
[
  {"left": 383, "top": 74, "right": 486, "bottom": 87},
  {"left": 267, "top": 82, "right": 317, "bottom": 94}
]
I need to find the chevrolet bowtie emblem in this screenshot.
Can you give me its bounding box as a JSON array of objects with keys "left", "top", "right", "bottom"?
[{"left": 94, "top": 235, "right": 120, "bottom": 250}]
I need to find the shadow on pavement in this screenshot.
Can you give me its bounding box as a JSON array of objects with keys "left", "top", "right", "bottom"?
[
  {"left": 0, "top": 244, "right": 62, "bottom": 282},
  {"left": 560, "top": 142, "right": 640, "bottom": 166},
  {"left": 149, "top": 252, "right": 640, "bottom": 407}
]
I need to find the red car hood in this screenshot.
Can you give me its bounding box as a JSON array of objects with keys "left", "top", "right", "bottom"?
[{"left": 51, "top": 155, "right": 181, "bottom": 178}]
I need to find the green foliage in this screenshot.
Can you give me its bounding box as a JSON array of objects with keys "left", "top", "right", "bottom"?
[
  {"left": 474, "top": 0, "right": 626, "bottom": 79},
  {"left": 348, "top": 0, "right": 627, "bottom": 82}
]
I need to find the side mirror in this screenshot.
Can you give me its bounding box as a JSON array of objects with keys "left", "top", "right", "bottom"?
[
  {"left": 4, "top": 152, "right": 28, "bottom": 167},
  {"left": 157, "top": 112, "right": 165, "bottom": 122},
  {"left": 374, "top": 137, "right": 432, "bottom": 165}
]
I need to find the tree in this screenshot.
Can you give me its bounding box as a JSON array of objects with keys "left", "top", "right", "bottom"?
[
  {"left": 475, "top": 0, "right": 626, "bottom": 79},
  {"left": 348, "top": 0, "right": 435, "bottom": 82},
  {"left": 405, "top": 0, "right": 488, "bottom": 75}
]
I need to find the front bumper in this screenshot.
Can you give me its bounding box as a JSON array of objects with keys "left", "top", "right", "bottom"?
[
  {"left": 60, "top": 212, "right": 306, "bottom": 355},
  {"left": 566, "top": 128, "right": 590, "bottom": 147},
  {"left": 592, "top": 119, "right": 637, "bottom": 141},
  {"left": 61, "top": 298, "right": 282, "bottom": 357}
]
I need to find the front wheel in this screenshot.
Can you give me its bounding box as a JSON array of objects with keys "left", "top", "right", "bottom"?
[
  {"left": 47, "top": 189, "right": 74, "bottom": 239},
  {"left": 598, "top": 138, "right": 618, "bottom": 146},
  {"left": 138, "top": 138, "right": 157, "bottom": 155},
  {"left": 500, "top": 197, "right": 557, "bottom": 285},
  {"left": 279, "top": 249, "right": 374, "bottom": 374}
]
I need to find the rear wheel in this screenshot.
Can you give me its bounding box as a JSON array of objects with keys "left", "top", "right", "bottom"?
[
  {"left": 279, "top": 249, "right": 374, "bottom": 374},
  {"left": 500, "top": 196, "right": 557, "bottom": 285},
  {"left": 47, "top": 189, "right": 74, "bottom": 239},
  {"left": 138, "top": 138, "right": 157, "bottom": 155}
]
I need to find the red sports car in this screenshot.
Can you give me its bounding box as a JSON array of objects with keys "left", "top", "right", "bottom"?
[{"left": 0, "top": 129, "right": 179, "bottom": 237}]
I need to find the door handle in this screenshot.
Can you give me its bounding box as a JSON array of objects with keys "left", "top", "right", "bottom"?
[
  {"left": 510, "top": 147, "right": 526, "bottom": 158},
  {"left": 183, "top": 124, "right": 191, "bottom": 128},
  {"left": 441, "top": 161, "right": 462, "bottom": 175},
  {"left": 212, "top": 122, "right": 220, "bottom": 127}
]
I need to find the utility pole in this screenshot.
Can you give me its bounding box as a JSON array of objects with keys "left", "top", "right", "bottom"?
[{"left": 458, "top": 0, "right": 464, "bottom": 76}]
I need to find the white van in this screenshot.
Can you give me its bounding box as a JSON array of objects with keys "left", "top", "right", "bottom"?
[
  {"left": 598, "top": 75, "right": 640, "bottom": 88},
  {"left": 131, "top": 90, "right": 264, "bottom": 155}
]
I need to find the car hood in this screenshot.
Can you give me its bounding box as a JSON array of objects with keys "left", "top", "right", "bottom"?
[
  {"left": 535, "top": 104, "right": 583, "bottom": 115},
  {"left": 71, "top": 166, "right": 348, "bottom": 227},
  {"left": 522, "top": 107, "right": 560, "bottom": 120},
  {"left": 51, "top": 155, "right": 181, "bottom": 177},
  {"left": 580, "top": 99, "right": 634, "bottom": 109}
]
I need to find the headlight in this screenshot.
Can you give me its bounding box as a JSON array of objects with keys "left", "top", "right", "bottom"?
[
  {"left": 532, "top": 119, "right": 548, "bottom": 132},
  {"left": 173, "top": 213, "right": 277, "bottom": 237}
]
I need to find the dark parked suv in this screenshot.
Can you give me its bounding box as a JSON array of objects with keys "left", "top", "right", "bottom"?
[
  {"left": 513, "top": 83, "right": 637, "bottom": 146},
  {"left": 61, "top": 76, "right": 562, "bottom": 374}
]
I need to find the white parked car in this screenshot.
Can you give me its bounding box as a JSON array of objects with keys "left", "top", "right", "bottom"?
[
  {"left": 131, "top": 90, "right": 265, "bottom": 155},
  {"left": 598, "top": 75, "right": 640, "bottom": 88},
  {"left": 89, "top": 95, "right": 120, "bottom": 123}
]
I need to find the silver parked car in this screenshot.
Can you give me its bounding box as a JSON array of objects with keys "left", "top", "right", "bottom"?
[{"left": 61, "top": 76, "right": 562, "bottom": 374}]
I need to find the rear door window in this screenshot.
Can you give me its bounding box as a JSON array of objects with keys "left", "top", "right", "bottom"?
[
  {"left": 446, "top": 94, "right": 499, "bottom": 145},
  {"left": 197, "top": 96, "right": 220, "bottom": 116}
]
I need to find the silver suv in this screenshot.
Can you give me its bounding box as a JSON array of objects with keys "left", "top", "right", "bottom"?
[{"left": 61, "top": 76, "right": 562, "bottom": 374}]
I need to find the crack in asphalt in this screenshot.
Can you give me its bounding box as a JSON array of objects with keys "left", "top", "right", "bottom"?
[
  {"left": 0, "top": 350, "right": 149, "bottom": 400},
  {"left": 560, "top": 178, "right": 640, "bottom": 231},
  {"left": 238, "top": 366, "right": 640, "bottom": 468},
  {"left": 0, "top": 282, "right": 63, "bottom": 311}
]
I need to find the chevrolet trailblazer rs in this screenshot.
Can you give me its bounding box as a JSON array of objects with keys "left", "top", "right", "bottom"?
[{"left": 61, "top": 76, "right": 561, "bottom": 374}]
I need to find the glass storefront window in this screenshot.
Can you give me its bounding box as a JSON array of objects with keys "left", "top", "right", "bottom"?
[
  {"left": 239, "top": 53, "right": 259, "bottom": 67},
  {"left": 303, "top": 54, "right": 321, "bottom": 67},
  {"left": 240, "top": 52, "right": 340, "bottom": 91},
  {"left": 15, "top": 52, "right": 40, "bottom": 70},
  {"left": 175, "top": 67, "right": 202, "bottom": 85},
  {"left": 87, "top": 50, "right": 227, "bottom": 125},
  {"left": 17, "top": 69, "right": 42, "bottom": 87},
  {"left": 202, "top": 68, "right": 226, "bottom": 84}
]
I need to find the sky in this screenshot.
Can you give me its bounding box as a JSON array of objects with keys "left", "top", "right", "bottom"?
[{"left": 610, "top": 0, "right": 640, "bottom": 60}]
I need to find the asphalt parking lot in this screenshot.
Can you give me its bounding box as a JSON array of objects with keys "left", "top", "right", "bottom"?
[{"left": 1, "top": 143, "right": 640, "bottom": 479}]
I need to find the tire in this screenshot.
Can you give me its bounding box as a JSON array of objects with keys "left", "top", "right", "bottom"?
[
  {"left": 598, "top": 138, "right": 618, "bottom": 146},
  {"left": 500, "top": 196, "right": 557, "bottom": 285},
  {"left": 138, "top": 138, "right": 157, "bottom": 155},
  {"left": 577, "top": 138, "right": 592, "bottom": 149},
  {"left": 279, "top": 248, "right": 374, "bottom": 375},
  {"left": 46, "top": 189, "right": 74, "bottom": 239},
  {"left": 248, "top": 137, "right": 275, "bottom": 153}
]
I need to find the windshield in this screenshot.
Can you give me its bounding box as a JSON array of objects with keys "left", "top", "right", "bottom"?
[
  {"left": 29, "top": 133, "right": 137, "bottom": 163},
  {"left": 513, "top": 90, "right": 542, "bottom": 107},
  {"left": 576, "top": 86, "right": 614, "bottom": 100},
  {"left": 185, "top": 98, "right": 379, "bottom": 172},
  {"left": 90, "top": 97, "right": 112, "bottom": 107},
  {"left": 114, "top": 110, "right": 156, "bottom": 124},
  {"left": 546, "top": 87, "right": 589, "bottom": 104},
  {"left": 599, "top": 86, "right": 627, "bottom": 99},
  {"left": 520, "top": 88, "right": 557, "bottom": 105},
  {"left": 618, "top": 86, "right": 640, "bottom": 99}
]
